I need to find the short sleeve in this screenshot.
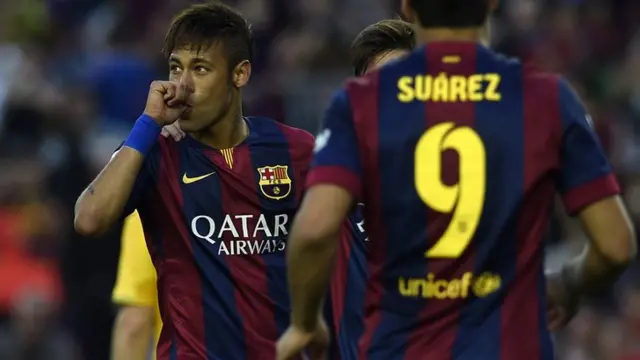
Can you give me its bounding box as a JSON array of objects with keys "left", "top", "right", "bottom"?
[
  {"left": 306, "top": 89, "right": 362, "bottom": 198},
  {"left": 555, "top": 79, "right": 620, "bottom": 215},
  {"left": 349, "top": 203, "right": 368, "bottom": 242}
]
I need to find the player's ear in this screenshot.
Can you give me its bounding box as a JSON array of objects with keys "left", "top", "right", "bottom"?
[
  {"left": 232, "top": 60, "right": 251, "bottom": 88},
  {"left": 400, "top": 0, "right": 414, "bottom": 24}
]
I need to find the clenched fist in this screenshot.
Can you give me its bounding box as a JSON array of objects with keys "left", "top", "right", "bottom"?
[{"left": 144, "top": 80, "right": 193, "bottom": 126}]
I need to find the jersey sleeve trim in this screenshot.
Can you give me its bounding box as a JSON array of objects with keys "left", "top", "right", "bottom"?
[
  {"left": 561, "top": 173, "right": 621, "bottom": 215},
  {"left": 306, "top": 165, "right": 361, "bottom": 199}
]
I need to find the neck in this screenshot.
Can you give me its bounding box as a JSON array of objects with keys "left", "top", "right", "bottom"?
[
  {"left": 415, "top": 27, "right": 486, "bottom": 46},
  {"left": 193, "top": 102, "right": 248, "bottom": 149}
]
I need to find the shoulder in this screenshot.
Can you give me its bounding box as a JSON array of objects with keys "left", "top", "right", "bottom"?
[
  {"left": 247, "top": 117, "right": 315, "bottom": 164},
  {"left": 522, "top": 64, "right": 564, "bottom": 94},
  {"left": 487, "top": 48, "right": 522, "bottom": 67},
  {"left": 520, "top": 68, "right": 588, "bottom": 136},
  {"left": 277, "top": 122, "right": 315, "bottom": 152},
  {"left": 518, "top": 66, "right": 577, "bottom": 124},
  {"left": 275, "top": 122, "right": 315, "bottom": 164},
  {"left": 249, "top": 116, "right": 315, "bottom": 152},
  {"left": 522, "top": 68, "right": 583, "bottom": 110},
  {"left": 344, "top": 73, "right": 378, "bottom": 100}
]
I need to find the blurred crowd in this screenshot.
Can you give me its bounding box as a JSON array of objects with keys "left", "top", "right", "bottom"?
[{"left": 0, "top": 0, "right": 639, "bottom": 359}]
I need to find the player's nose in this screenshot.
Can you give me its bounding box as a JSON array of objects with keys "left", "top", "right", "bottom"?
[
  {"left": 179, "top": 76, "right": 196, "bottom": 103},
  {"left": 179, "top": 73, "right": 194, "bottom": 88}
]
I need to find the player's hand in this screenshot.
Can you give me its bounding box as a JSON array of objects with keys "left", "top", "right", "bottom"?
[
  {"left": 546, "top": 270, "right": 580, "bottom": 331},
  {"left": 276, "top": 321, "right": 329, "bottom": 360},
  {"left": 144, "top": 80, "right": 193, "bottom": 126},
  {"left": 161, "top": 122, "right": 186, "bottom": 141}
]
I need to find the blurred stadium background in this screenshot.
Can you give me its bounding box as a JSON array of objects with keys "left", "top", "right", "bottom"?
[{"left": 0, "top": 0, "right": 639, "bottom": 359}]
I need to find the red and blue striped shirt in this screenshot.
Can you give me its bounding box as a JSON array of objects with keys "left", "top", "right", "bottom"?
[
  {"left": 307, "top": 42, "right": 620, "bottom": 360},
  {"left": 125, "top": 117, "right": 314, "bottom": 360}
]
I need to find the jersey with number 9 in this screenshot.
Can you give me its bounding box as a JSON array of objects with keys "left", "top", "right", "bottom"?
[{"left": 306, "top": 43, "right": 620, "bottom": 360}]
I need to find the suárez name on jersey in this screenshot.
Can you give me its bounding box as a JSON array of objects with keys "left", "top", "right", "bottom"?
[
  {"left": 191, "top": 214, "right": 289, "bottom": 256},
  {"left": 397, "top": 72, "right": 502, "bottom": 103}
]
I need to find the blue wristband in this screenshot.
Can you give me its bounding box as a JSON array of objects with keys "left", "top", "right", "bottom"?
[{"left": 124, "top": 114, "right": 163, "bottom": 155}]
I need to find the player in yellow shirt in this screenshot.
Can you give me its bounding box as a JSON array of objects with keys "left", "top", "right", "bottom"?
[{"left": 111, "top": 211, "right": 161, "bottom": 360}]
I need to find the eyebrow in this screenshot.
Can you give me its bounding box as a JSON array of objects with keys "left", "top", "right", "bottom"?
[
  {"left": 192, "top": 58, "right": 213, "bottom": 66},
  {"left": 168, "top": 55, "right": 213, "bottom": 66}
]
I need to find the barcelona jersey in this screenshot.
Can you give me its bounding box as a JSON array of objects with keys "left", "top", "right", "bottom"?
[
  {"left": 308, "top": 42, "right": 620, "bottom": 360},
  {"left": 123, "top": 116, "right": 314, "bottom": 360}
]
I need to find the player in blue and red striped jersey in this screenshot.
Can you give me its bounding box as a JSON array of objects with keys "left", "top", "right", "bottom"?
[
  {"left": 159, "top": 19, "right": 413, "bottom": 360},
  {"left": 278, "top": 0, "right": 637, "bottom": 359},
  {"left": 324, "top": 19, "right": 415, "bottom": 360},
  {"left": 74, "top": 3, "right": 316, "bottom": 360}
]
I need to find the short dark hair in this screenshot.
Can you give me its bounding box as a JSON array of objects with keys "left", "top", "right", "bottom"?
[
  {"left": 163, "top": 1, "right": 253, "bottom": 70},
  {"left": 351, "top": 19, "right": 415, "bottom": 76},
  {"left": 409, "top": 0, "right": 490, "bottom": 28}
]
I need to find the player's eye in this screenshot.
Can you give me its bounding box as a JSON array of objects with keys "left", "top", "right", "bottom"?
[
  {"left": 169, "top": 65, "right": 182, "bottom": 74},
  {"left": 194, "top": 66, "right": 209, "bottom": 74}
]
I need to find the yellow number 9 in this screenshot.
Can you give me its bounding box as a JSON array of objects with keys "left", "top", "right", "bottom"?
[{"left": 414, "top": 122, "right": 486, "bottom": 258}]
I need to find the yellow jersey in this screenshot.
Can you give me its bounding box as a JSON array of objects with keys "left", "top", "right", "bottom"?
[{"left": 112, "top": 211, "right": 162, "bottom": 347}]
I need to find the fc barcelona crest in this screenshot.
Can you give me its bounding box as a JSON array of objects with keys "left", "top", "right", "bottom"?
[{"left": 257, "top": 165, "right": 292, "bottom": 200}]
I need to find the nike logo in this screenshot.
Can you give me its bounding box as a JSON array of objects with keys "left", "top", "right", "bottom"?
[{"left": 182, "top": 172, "right": 215, "bottom": 184}]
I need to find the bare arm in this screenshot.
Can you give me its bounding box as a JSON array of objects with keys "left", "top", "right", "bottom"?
[
  {"left": 287, "top": 88, "right": 361, "bottom": 332},
  {"left": 553, "top": 80, "right": 636, "bottom": 295},
  {"left": 288, "top": 184, "right": 353, "bottom": 331},
  {"left": 111, "top": 306, "right": 156, "bottom": 360},
  {"left": 74, "top": 80, "right": 191, "bottom": 236},
  {"left": 74, "top": 147, "right": 145, "bottom": 236},
  {"left": 562, "top": 196, "right": 637, "bottom": 294}
]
